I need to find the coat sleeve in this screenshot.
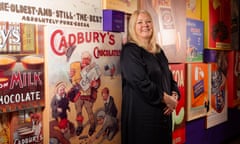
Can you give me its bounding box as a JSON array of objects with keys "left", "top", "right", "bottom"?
[
  {"left": 120, "top": 43, "right": 164, "bottom": 105},
  {"left": 170, "top": 71, "right": 181, "bottom": 100},
  {"left": 160, "top": 49, "right": 181, "bottom": 100}
]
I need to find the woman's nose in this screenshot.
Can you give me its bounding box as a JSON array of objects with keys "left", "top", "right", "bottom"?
[{"left": 142, "top": 21, "right": 149, "bottom": 26}]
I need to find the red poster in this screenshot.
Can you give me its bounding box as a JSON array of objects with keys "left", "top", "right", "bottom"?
[
  {"left": 169, "top": 64, "right": 186, "bottom": 144},
  {"left": 202, "top": 0, "right": 231, "bottom": 49},
  {"left": 227, "top": 51, "right": 240, "bottom": 107}
]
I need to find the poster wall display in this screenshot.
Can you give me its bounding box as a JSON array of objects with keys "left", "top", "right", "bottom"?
[
  {"left": 102, "top": 0, "right": 138, "bottom": 14},
  {"left": 1, "top": 0, "right": 118, "bottom": 143},
  {"left": 186, "top": 18, "right": 203, "bottom": 63},
  {"left": 139, "top": 0, "right": 186, "bottom": 63},
  {"left": 45, "top": 25, "right": 122, "bottom": 144},
  {"left": 187, "top": 63, "right": 210, "bottom": 121},
  {"left": 0, "top": 22, "right": 45, "bottom": 113},
  {"left": 206, "top": 60, "right": 228, "bottom": 129},
  {"left": 169, "top": 64, "right": 186, "bottom": 144},
  {"left": 201, "top": 0, "right": 231, "bottom": 50}
]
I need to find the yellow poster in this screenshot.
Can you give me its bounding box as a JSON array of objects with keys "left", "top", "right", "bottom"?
[{"left": 186, "top": 0, "right": 201, "bottom": 20}]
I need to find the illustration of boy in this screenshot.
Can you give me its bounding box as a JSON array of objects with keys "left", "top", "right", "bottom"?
[
  {"left": 51, "top": 81, "right": 70, "bottom": 133},
  {"left": 89, "top": 110, "right": 118, "bottom": 143},
  {"left": 101, "top": 87, "right": 118, "bottom": 118}
]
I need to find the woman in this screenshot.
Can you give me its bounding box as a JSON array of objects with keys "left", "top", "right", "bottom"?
[{"left": 120, "top": 10, "right": 180, "bottom": 144}]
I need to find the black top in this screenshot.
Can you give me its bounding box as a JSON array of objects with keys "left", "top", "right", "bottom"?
[{"left": 120, "top": 42, "right": 180, "bottom": 144}]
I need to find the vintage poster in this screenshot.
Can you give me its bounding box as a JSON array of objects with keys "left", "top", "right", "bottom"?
[
  {"left": 0, "top": 22, "right": 45, "bottom": 113},
  {"left": 201, "top": 0, "right": 231, "bottom": 50},
  {"left": 227, "top": 51, "right": 240, "bottom": 107},
  {"left": 10, "top": 108, "right": 44, "bottom": 144},
  {"left": 206, "top": 54, "right": 228, "bottom": 128},
  {"left": 45, "top": 25, "right": 122, "bottom": 144},
  {"left": 139, "top": 0, "right": 186, "bottom": 63},
  {"left": 235, "top": 51, "right": 240, "bottom": 105},
  {"left": 169, "top": 64, "right": 186, "bottom": 144},
  {"left": 186, "top": 18, "right": 203, "bottom": 63},
  {"left": 187, "top": 63, "right": 210, "bottom": 121},
  {"left": 102, "top": 0, "right": 138, "bottom": 14},
  {"left": 186, "top": 0, "right": 201, "bottom": 20}
]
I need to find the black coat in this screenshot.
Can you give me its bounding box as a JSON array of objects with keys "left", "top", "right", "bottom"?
[
  {"left": 120, "top": 42, "right": 180, "bottom": 144},
  {"left": 105, "top": 96, "right": 118, "bottom": 118}
]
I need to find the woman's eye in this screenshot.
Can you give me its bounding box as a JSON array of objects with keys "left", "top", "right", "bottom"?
[
  {"left": 146, "top": 21, "right": 152, "bottom": 24},
  {"left": 137, "top": 21, "right": 152, "bottom": 25}
]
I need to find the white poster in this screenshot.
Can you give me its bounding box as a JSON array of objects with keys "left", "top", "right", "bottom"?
[
  {"left": 206, "top": 60, "right": 228, "bottom": 129},
  {"left": 45, "top": 25, "right": 122, "bottom": 144}
]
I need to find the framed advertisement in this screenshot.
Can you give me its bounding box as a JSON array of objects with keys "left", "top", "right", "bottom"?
[
  {"left": 187, "top": 63, "right": 210, "bottom": 121},
  {"left": 169, "top": 63, "right": 186, "bottom": 144},
  {"left": 227, "top": 51, "right": 240, "bottom": 107},
  {"left": 186, "top": 0, "right": 201, "bottom": 20},
  {"left": 206, "top": 62, "right": 228, "bottom": 129},
  {"left": 186, "top": 18, "right": 204, "bottom": 62},
  {"left": 201, "top": 0, "right": 231, "bottom": 50}
]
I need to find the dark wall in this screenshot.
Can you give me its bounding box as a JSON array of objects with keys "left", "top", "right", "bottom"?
[{"left": 186, "top": 108, "right": 240, "bottom": 144}]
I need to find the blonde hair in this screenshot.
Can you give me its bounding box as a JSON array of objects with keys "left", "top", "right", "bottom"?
[{"left": 128, "top": 10, "right": 160, "bottom": 53}]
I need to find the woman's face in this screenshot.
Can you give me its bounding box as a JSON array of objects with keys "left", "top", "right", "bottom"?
[{"left": 135, "top": 13, "right": 153, "bottom": 41}]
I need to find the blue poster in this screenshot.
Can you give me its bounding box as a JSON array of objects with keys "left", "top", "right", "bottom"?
[{"left": 186, "top": 18, "right": 204, "bottom": 62}]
